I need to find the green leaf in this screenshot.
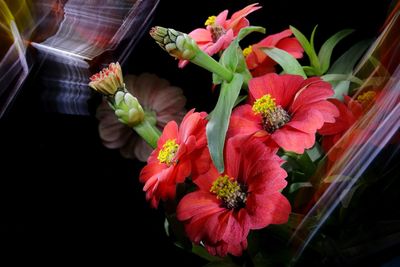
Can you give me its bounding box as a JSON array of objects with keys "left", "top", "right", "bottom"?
[
  {"left": 164, "top": 218, "right": 170, "bottom": 236},
  {"left": 284, "top": 151, "right": 316, "bottom": 178},
  {"left": 327, "top": 40, "right": 371, "bottom": 99},
  {"left": 322, "top": 74, "right": 363, "bottom": 85},
  {"left": 318, "top": 29, "right": 354, "bottom": 73},
  {"left": 192, "top": 245, "right": 220, "bottom": 262},
  {"left": 212, "top": 72, "right": 223, "bottom": 85},
  {"left": 328, "top": 39, "right": 371, "bottom": 74},
  {"left": 221, "top": 26, "right": 265, "bottom": 71},
  {"left": 306, "top": 143, "right": 323, "bottom": 162},
  {"left": 207, "top": 74, "right": 244, "bottom": 172},
  {"left": 213, "top": 26, "right": 263, "bottom": 84},
  {"left": 220, "top": 41, "right": 239, "bottom": 72},
  {"left": 262, "top": 47, "right": 306, "bottom": 77},
  {"left": 332, "top": 80, "right": 351, "bottom": 100},
  {"left": 303, "top": 66, "right": 318, "bottom": 76},
  {"left": 289, "top": 182, "right": 313, "bottom": 193},
  {"left": 237, "top": 26, "right": 266, "bottom": 41},
  {"left": 310, "top": 25, "right": 318, "bottom": 52},
  {"left": 290, "top": 25, "right": 320, "bottom": 70}
]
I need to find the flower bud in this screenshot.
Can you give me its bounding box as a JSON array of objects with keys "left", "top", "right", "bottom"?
[
  {"left": 149, "top": 26, "right": 198, "bottom": 60},
  {"left": 89, "top": 62, "right": 123, "bottom": 96},
  {"left": 113, "top": 90, "right": 145, "bottom": 127}
]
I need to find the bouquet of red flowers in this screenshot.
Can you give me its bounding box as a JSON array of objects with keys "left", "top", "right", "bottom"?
[{"left": 88, "top": 2, "right": 400, "bottom": 266}]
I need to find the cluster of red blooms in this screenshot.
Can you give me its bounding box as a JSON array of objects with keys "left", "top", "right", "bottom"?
[{"left": 139, "top": 3, "right": 376, "bottom": 257}]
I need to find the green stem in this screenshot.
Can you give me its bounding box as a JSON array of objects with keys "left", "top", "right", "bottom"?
[
  {"left": 191, "top": 50, "right": 234, "bottom": 82},
  {"left": 133, "top": 120, "right": 161, "bottom": 148},
  {"left": 242, "top": 68, "right": 252, "bottom": 90}
]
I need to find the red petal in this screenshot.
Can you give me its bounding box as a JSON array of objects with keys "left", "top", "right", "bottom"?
[
  {"left": 231, "top": 18, "right": 250, "bottom": 35},
  {"left": 180, "top": 110, "right": 207, "bottom": 142},
  {"left": 228, "top": 105, "right": 263, "bottom": 138},
  {"left": 139, "top": 161, "right": 165, "bottom": 184},
  {"left": 276, "top": 37, "right": 304, "bottom": 58},
  {"left": 280, "top": 74, "right": 306, "bottom": 108},
  {"left": 249, "top": 73, "right": 304, "bottom": 108},
  {"left": 219, "top": 211, "right": 248, "bottom": 245},
  {"left": 190, "top": 147, "right": 213, "bottom": 179},
  {"left": 158, "top": 121, "right": 179, "bottom": 147},
  {"left": 224, "top": 137, "right": 242, "bottom": 179},
  {"left": 174, "top": 157, "right": 192, "bottom": 184},
  {"left": 215, "top": 9, "right": 229, "bottom": 25},
  {"left": 246, "top": 166, "right": 288, "bottom": 194},
  {"left": 189, "top": 28, "right": 213, "bottom": 43},
  {"left": 238, "top": 139, "right": 275, "bottom": 184},
  {"left": 184, "top": 216, "right": 210, "bottom": 243},
  {"left": 302, "top": 100, "right": 340, "bottom": 124},
  {"left": 288, "top": 109, "right": 324, "bottom": 133},
  {"left": 255, "top": 29, "right": 293, "bottom": 47},
  {"left": 193, "top": 164, "right": 219, "bottom": 191},
  {"left": 226, "top": 3, "right": 261, "bottom": 30},
  {"left": 272, "top": 126, "right": 316, "bottom": 153},
  {"left": 249, "top": 59, "right": 277, "bottom": 77},
  {"left": 319, "top": 99, "right": 356, "bottom": 135},
  {"left": 176, "top": 191, "right": 223, "bottom": 221},
  {"left": 246, "top": 192, "right": 291, "bottom": 228},
  {"left": 290, "top": 78, "right": 334, "bottom": 113}
]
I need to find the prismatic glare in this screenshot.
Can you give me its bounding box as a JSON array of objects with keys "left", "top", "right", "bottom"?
[
  {"left": 288, "top": 12, "right": 400, "bottom": 260},
  {"left": 0, "top": 0, "right": 159, "bottom": 116}
]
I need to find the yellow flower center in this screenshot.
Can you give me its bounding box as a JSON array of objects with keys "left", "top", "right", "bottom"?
[
  {"left": 356, "top": 91, "right": 376, "bottom": 109},
  {"left": 243, "top": 45, "right": 253, "bottom": 57},
  {"left": 252, "top": 94, "right": 291, "bottom": 133},
  {"left": 252, "top": 94, "right": 277, "bottom": 115},
  {"left": 157, "top": 139, "right": 179, "bottom": 165},
  {"left": 210, "top": 175, "right": 247, "bottom": 209},
  {"left": 205, "top": 15, "right": 216, "bottom": 26}
]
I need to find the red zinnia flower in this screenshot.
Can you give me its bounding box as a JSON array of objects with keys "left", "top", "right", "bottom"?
[
  {"left": 243, "top": 29, "right": 304, "bottom": 77},
  {"left": 139, "top": 109, "right": 208, "bottom": 208},
  {"left": 177, "top": 138, "right": 290, "bottom": 256},
  {"left": 228, "top": 73, "right": 339, "bottom": 154},
  {"left": 178, "top": 3, "right": 261, "bottom": 68}
]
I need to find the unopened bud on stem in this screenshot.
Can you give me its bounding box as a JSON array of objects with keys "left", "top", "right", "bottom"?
[
  {"left": 150, "top": 26, "right": 233, "bottom": 82},
  {"left": 113, "top": 90, "right": 145, "bottom": 127},
  {"left": 150, "top": 26, "right": 198, "bottom": 60}
]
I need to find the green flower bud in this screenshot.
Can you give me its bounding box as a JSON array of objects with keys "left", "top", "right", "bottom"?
[
  {"left": 149, "top": 26, "right": 198, "bottom": 60},
  {"left": 113, "top": 90, "right": 145, "bottom": 127}
]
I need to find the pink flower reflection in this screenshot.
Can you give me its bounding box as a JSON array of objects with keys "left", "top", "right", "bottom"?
[{"left": 96, "top": 73, "right": 187, "bottom": 161}]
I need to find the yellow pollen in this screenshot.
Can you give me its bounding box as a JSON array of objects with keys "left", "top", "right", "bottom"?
[
  {"left": 210, "top": 175, "right": 240, "bottom": 200},
  {"left": 205, "top": 15, "right": 216, "bottom": 26},
  {"left": 157, "top": 139, "right": 179, "bottom": 165},
  {"left": 357, "top": 91, "right": 376, "bottom": 108},
  {"left": 243, "top": 45, "right": 253, "bottom": 57},
  {"left": 252, "top": 94, "right": 277, "bottom": 115}
]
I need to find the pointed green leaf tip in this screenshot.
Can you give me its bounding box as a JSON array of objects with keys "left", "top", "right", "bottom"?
[
  {"left": 290, "top": 25, "right": 320, "bottom": 71},
  {"left": 318, "top": 29, "right": 354, "bottom": 74},
  {"left": 262, "top": 47, "right": 306, "bottom": 78}
]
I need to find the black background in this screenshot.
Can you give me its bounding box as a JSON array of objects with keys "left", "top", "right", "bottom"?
[{"left": 0, "top": 0, "right": 393, "bottom": 265}]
